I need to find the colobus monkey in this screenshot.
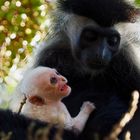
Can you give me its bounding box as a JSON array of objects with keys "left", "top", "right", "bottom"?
[
  {"left": 4, "top": 0, "right": 140, "bottom": 140},
  {"left": 32, "top": 0, "right": 140, "bottom": 140},
  {"left": 20, "top": 66, "right": 95, "bottom": 133}
]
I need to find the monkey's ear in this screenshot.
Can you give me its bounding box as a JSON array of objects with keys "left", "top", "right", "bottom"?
[{"left": 28, "top": 96, "right": 45, "bottom": 106}]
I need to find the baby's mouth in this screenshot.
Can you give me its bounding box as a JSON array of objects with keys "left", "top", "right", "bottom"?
[{"left": 60, "top": 84, "right": 68, "bottom": 92}]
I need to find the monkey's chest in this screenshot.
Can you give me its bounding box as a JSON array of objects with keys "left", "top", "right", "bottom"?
[{"left": 22, "top": 103, "right": 70, "bottom": 125}]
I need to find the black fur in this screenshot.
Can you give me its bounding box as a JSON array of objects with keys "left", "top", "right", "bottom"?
[
  {"left": 58, "top": 0, "right": 138, "bottom": 27},
  {"left": 0, "top": 110, "right": 77, "bottom": 140}
]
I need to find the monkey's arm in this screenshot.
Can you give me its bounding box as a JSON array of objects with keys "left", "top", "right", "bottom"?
[
  {"left": 71, "top": 102, "right": 95, "bottom": 133},
  {"left": 61, "top": 101, "right": 95, "bottom": 134}
]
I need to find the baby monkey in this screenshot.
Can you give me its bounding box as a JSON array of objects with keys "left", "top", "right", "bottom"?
[{"left": 20, "top": 66, "right": 95, "bottom": 133}]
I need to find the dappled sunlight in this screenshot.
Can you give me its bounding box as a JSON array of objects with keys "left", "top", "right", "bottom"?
[{"left": 0, "top": 0, "right": 54, "bottom": 108}]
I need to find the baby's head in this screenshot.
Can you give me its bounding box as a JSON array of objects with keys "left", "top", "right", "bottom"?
[{"left": 21, "top": 66, "right": 71, "bottom": 105}]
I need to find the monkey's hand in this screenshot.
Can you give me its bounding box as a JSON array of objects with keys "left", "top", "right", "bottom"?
[{"left": 81, "top": 101, "right": 95, "bottom": 114}]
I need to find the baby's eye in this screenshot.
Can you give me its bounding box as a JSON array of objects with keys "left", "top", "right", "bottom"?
[
  {"left": 50, "top": 77, "right": 58, "bottom": 85},
  {"left": 56, "top": 71, "right": 60, "bottom": 75}
]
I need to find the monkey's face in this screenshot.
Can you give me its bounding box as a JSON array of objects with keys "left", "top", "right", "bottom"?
[
  {"left": 31, "top": 67, "right": 71, "bottom": 100},
  {"left": 23, "top": 67, "right": 71, "bottom": 101},
  {"left": 47, "top": 69, "right": 71, "bottom": 99},
  {"left": 78, "top": 26, "right": 120, "bottom": 71},
  {"left": 66, "top": 16, "right": 121, "bottom": 72},
  {"left": 57, "top": 0, "right": 139, "bottom": 73}
]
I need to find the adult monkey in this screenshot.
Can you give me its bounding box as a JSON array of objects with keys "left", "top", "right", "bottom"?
[{"left": 33, "top": 0, "right": 140, "bottom": 139}]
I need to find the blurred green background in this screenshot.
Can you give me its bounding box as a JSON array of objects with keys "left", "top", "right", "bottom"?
[
  {"left": 0, "top": 0, "right": 55, "bottom": 108},
  {"left": 0, "top": 0, "right": 140, "bottom": 108}
]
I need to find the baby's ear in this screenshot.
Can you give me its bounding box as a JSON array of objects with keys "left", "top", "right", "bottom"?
[{"left": 28, "top": 96, "right": 45, "bottom": 106}]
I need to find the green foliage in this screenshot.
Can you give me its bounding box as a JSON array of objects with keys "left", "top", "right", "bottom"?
[
  {"left": 0, "top": 0, "right": 53, "bottom": 85},
  {"left": 135, "top": 0, "right": 140, "bottom": 6},
  {"left": 0, "top": 0, "right": 54, "bottom": 108}
]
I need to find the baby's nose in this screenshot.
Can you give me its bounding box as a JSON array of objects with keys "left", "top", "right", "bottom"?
[{"left": 60, "top": 75, "right": 67, "bottom": 83}]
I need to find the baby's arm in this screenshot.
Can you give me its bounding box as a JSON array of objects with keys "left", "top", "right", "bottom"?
[
  {"left": 72, "top": 101, "right": 95, "bottom": 133},
  {"left": 63, "top": 101, "right": 95, "bottom": 133}
]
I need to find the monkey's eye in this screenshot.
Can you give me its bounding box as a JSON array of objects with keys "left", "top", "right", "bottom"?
[
  {"left": 107, "top": 35, "right": 120, "bottom": 47},
  {"left": 56, "top": 71, "right": 60, "bottom": 75},
  {"left": 50, "top": 77, "right": 58, "bottom": 85}
]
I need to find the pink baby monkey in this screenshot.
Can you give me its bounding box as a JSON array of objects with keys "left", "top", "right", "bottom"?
[{"left": 20, "top": 66, "right": 95, "bottom": 133}]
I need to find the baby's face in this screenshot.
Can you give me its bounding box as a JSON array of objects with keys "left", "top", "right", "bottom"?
[
  {"left": 46, "top": 68, "right": 71, "bottom": 97},
  {"left": 30, "top": 67, "right": 71, "bottom": 99}
]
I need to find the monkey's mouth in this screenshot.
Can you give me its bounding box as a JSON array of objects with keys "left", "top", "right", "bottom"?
[
  {"left": 59, "top": 83, "right": 71, "bottom": 96},
  {"left": 81, "top": 57, "right": 109, "bottom": 70},
  {"left": 89, "top": 63, "right": 107, "bottom": 69},
  {"left": 60, "top": 84, "right": 68, "bottom": 92},
  {"left": 86, "top": 60, "right": 108, "bottom": 70}
]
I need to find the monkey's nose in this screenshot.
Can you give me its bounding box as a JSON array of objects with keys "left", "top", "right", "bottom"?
[{"left": 60, "top": 76, "right": 68, "bottom": 83}]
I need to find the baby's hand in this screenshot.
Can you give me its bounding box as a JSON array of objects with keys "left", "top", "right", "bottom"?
[{"left": 81, "top": 101, "right": 95, "bottom": 114}]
